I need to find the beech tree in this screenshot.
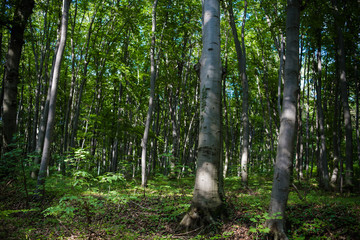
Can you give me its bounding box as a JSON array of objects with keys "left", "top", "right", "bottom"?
[
  {"left": 141, "top": 0, "right": 158, "bottom": 188},
  {"left": 266, "top": 0, "right": 300, "bottom": 238},
  {"left": 333, "top": 0, "right": 354, "bottom": 188},
  {"left": 225, "top": 0, "right": 249, "bottom": 185},
  {"left": 1, "top": 2, "right": 360, "bottom": 234},
  {"left": 2, "top": 0, "right": 34, "bottom": 153},
  {"left": 315, "top": 31, "right": 329, "bottom": 190},
  {"left": 36, "top": 0, "right": 71, "bottom": 193},
  {"left": 180, "top": 0, "right": 225, "bottom": 230}
]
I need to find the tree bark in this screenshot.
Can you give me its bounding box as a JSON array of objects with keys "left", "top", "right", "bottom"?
[
  {"left": 336, "top": 21, "right": 354, "bottom": 188},
  {"left": 69, "top": 9, "right": 96, "bottom": 149},
  {"left": 330, "top": 75, "right": 341, "bottom": 187},
  {"left": 2, "top": 0, "right": 34, "bottom": 153},
  {"left": 356, "top": 64, "right": 360, "bottom": 168},
  {"left": 266, "top": 0, "right": 300, "bottom": 238},
  {"left": 36, "top": 0, "right": 70, "bottom": 194},
  {"left": 305, "top": 52, "right": 310, "bottom": 176},
  {"left": 315, "top": 36, "right": 329, "bottom": 190},
  {"left": 278, "top": 35, "right": 285, "bottom": 119},
  {"left": 226, "top": 0, "right": 249, "bottom": 185},
  {"left": 63, "top": 0, "right": 78, "bottom": 153},
  {"left": 141, "top": 0, "right": 158, "bottom": 187},
  {"left": 180, "top": 0, "right": 225, "bottom": 230}
]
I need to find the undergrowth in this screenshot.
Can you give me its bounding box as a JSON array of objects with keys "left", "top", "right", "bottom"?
[{"left": 1, "top": 174, "right": 359, "bottom": 239}]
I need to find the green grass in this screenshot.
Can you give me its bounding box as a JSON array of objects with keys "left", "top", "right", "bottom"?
[{"left": 1, "top": 174, "right": 359, "bottom": 239}]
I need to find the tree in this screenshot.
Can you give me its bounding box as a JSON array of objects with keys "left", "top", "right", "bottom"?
[
  {"left": 36, "top": 0, "right": 71, "bottom": 194},
  {"left": 141, "top": 0, "right": 158, "bottom": 187},
  {"left": 2, "top": 0, "right": 34, "bottom": 153},
  {"left": 315, "top": 28, "right": 329, "bottom": 190},
  {"left": 333, "top": 0, "right": 354, "bottom": 188},
  {"left": 179, "top": 0, "right": 225, "bottom": 230},
  {"left": 266, "top": 0, "right": 300, "bottom": 238},
  {"left": 225, "top": 0, "right": 249, "bottom": 185}
]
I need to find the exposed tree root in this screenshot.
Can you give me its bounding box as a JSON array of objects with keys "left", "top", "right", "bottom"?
[
  {"left": 178, "top": 203, "right": 227, "bottom": 233},
  {"left": 265, "top": 219, "right": 289, "bottom": 240}
]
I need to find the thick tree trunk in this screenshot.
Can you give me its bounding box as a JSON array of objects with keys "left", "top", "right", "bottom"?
[
  {"left": 180, "top": 0, "right": 225, "bottom": 230},
  {"left": 315, "top": 38, "right": 329, "bottom": 190},
  {"left": 2, "top": 0, "right": 34, "bottom": 153},
  {"left": 266, "top": 0, "right": 300, "bottom": 239},
  {"left": 36, "top": 0, "right": 70, "bottom": 194},
  {"left": 141, "top": 0, "right": 158, "bottom": 187}
]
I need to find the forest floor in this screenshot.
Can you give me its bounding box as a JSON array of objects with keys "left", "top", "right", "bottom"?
[{"left": 1, "top": 173, "right": 360, "bottom": 239}]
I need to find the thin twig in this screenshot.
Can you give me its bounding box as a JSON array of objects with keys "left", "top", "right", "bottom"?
[{"left": 292, "top": 183, "right": 306, "bottom": 201}]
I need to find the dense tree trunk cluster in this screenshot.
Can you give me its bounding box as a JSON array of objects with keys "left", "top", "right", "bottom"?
[{"left": 0, "top": 0, "right": 359, "bottom": 236}]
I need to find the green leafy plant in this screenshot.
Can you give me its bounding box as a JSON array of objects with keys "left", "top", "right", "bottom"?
[
  {"left": 249, "top": 212, "right": 282, "bottom": 239},
  {"left": 97, "top": 172, "right": 125, "bottom": 191},
  {"left": 43, "top": 194, "right": 104, "bottom": 231}
]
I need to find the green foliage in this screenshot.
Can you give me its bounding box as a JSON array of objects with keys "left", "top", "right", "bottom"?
[
  {"left": 1, "top": 176, "right": 360, "bottom": 239},
  {"left": 43, "top": 194, "right": 104, "bottom": 228},
  {"left": 96, "top": 172, "right": 125, "bottom": 192},
  {"left": 249, "top": 212, "right": 282, "bottom": 238},
  {"left": 65, "top": 148, "right": 94, "bottom": 170},
  {"left": 0, "top": 209, "right": 37, "bottom": 218}
]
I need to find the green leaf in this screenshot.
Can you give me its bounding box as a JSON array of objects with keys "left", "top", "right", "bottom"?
[
  {"left": 250, "top": 217, "right": 258, "bottom": 223},
  {"left": 249, "top": 227, "right": 257, "bottom": 233}
]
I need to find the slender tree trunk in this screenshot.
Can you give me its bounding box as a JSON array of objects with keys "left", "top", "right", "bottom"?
[
  {"left": 36, "top": 0, "right": 70, "bottom": 194},
  {"left": 69, "top": 10, "right": 96, "bottom": 149},
  {"left": 63, "top": 0, "right": 78, "bottom": 153},
  {"left": 356, "top": 64, "right": 360, "bottom": 167},
  {"left": 31, "top": 10, "right": 63, "bottom": 179},
  {"left": 315, "top": 36, "right": 329, "bottom": 190},
  {"left": 2, "top": 0, "right": 34, "bottom": 154},
  {"left": 31, "top": 49, "right": 55, "bottom": 179},
  {"left": 330, "top": 76, "right": 341, "bottom": 187},
  {"left": 226, "top": 0, "right": 249, "bottom": 185},
  {"left": 141, "top": 0, "right": 158, "bottom": 188},
  {"left": 263, "top": 8, "right": 284, "bottom": 123},
  {"left": 168, "top": 86, "right": 179, "bottom": 177},
  {"left": 305, "top": 53, "right": 311, "bottom": 176},
  {"left": 295, "top": 37, "right": 303, "bottom": 181},
  {"left": 180, "top": 0, "right": 225, "bottom": 230},
  {"left": 223, "top": 61, "right": 230, "bottom": 178},
  {"left": 261, "top": 51, "right": 275, "bottom": 164},
  {"left": 295, "top": 79, "right": 303, "bottom": 180},
  {"left": 266, "top": 0, "right": 300, "bottom": 238},
  {"left": 278, "top": 35, "right": 285, "bottom": 119},
  {"left": 336, "top": 22, "right": 354, "bottom": 188},
  {"left": 30, "top": 18, "right": 48, "bottom": 153}
]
